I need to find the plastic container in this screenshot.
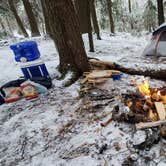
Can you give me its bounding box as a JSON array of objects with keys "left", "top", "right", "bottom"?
[
  {"left": 112, "top": 73, "right": 122, "bottom": 80},
  {"left": 20, "top": 59, "right": 49, "bottom": 79},
  {"left": 10, "top": 41, "right": 40, "bottom": 62}
]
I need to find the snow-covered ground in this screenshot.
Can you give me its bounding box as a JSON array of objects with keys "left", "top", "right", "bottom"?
[{"left": 0, "top": 32, "right": 166, "bottom": 166}]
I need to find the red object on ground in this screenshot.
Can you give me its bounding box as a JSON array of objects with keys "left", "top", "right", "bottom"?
[{"left": 5, "top": 88, "right": 22, "bottom": 103}]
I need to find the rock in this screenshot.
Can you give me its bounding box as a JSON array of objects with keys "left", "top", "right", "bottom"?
[
  {"left": 133, "top": 130, "right": 146, "bottom": 146},
  {"left": 130, "top": 153, "right": 139, "bottom": 161},
  {"left": 99, "top": 144, "right": 107, "bottom": 154},
  {"left": 133, "top": 128, "right": 160, "bottom": 150}
]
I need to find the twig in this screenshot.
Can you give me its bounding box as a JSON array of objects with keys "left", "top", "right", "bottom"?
[{"left": 136, "top": 120, "right": 166, "bottom": 130}]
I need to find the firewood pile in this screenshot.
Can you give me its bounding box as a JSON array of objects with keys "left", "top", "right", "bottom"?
[{"left": 80, "top": 69, "right": 121, "bottom": 97}]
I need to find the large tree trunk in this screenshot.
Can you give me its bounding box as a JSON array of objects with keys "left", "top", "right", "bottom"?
[
  {"left": 90, "top": 0, "right": 101, "bottom": 40},
  {"left": 157, "top": 0, "right": 165, "bottom": 26},
  {"left": 89, "top": 59, "right": 166, "bottom": 80},
  {"left": 8, "top": 0, "right": 28, "bottom": 37},
  {"left": 107, "top": 0, "right": 115, "bottom": 33},
  {"left": 22, "top": 0, "right": 40, "bottom": 37},
  {"left": 41, "top": 0, "right": 90, "bottom": 76}
]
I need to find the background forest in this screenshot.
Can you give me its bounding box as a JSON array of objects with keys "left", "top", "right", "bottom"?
[{"left": 0, "top": 0, "right": 166, "bottom": 38}]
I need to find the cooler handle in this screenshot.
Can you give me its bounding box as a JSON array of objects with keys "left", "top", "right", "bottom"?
[{"left": 39, "top": 66, "right": 44, "bottom": 77}]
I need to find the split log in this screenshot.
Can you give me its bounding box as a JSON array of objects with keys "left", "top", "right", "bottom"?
[
  {"left": 89, "top": 59, "right": 166, "bottom": 80},
  {"left": 136, "top": 120, "right": 166, "bottom": 130},
  {"left": 155, "top": 102, "right": 166, "bottom": 120}
]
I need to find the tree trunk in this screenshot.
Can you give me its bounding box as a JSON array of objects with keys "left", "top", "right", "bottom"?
[
  {"left": 157, "top": 0, "right": 165, "bottom": 26},
  {"left": 6, "top": 17, "right": 13, "bottom": 35},
  {"left": 128, "top": 0, "right": 131, "bottom": 13},
  {"left": 128, "top": 0, "right": 133, "bottom": 29},
  {"left": 22, "top": 0, "right": 40, "bottom": 37},
  {"left": 87, "top": 0, "right": 95, "bottom": 52},
  {"left": 89, "top": 59, "right": 166, "bottom": 80},
  {"left": 107, "top": 0, "right": 115, "bottom": 33},
  {"left": 41, "top": 0, "right": 51, "bottom": 35},
  {"left": 8, "top": 0, "right": 28, "bottom": 37},
  {"left": 0, "top": 18, "right": 7, "bottom": 36},
  {"left": 41, "top": 0, "right": 90, "bottom": 76},
  {"left": 90, "top": 0, "right": 101, "bottom": 40}
]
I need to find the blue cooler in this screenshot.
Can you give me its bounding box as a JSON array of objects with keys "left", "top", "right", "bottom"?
[
  {"left": 10, "top": 41, "right": 40, "bottom": 62},
  {"left": 20, "top": 59, "right": 49, "bottom": 79}
]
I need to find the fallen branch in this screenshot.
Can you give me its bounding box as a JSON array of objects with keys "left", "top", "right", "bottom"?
[
  {"left": 89, "top": 59, "right": 166, "bottom": 80},
  {"left": 136, "top": 120, "right": 166, "bottom": 130},
  {"left": 101, "top": 118, "right": 112, "bottom": 127}
]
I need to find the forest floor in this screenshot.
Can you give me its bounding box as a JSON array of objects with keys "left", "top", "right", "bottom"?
[{"left": 0, "top": 32, "right": 166, "bottom": 166}]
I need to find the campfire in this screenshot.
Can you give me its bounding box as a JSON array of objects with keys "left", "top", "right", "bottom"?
[{"left": 123, "top": 79, "right": 166, "bottom": 122}]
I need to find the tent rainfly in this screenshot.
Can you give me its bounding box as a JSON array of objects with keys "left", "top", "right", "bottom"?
[{"left": 143, "top": 23, "right": 166, "bottom": 57}]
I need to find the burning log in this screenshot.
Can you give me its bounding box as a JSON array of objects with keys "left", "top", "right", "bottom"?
[{"left": 122, "top": 80, "right": 166, "bottom": 123}]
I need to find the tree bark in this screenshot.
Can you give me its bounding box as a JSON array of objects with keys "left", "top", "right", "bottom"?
[
  {"left": 8, "top": 0, "right": 28, "bottom": 37},
  {"left": 22, "top": 0, "right": 40, "bottom": 37},
  {"left": 157, "top": 0, "right": 165, "bottom": 26},
  {"left": 90, "top": 0, "right": 101, "bottom": 40},
  {"left": 0, "top": 18, "right": 7, "bottom": 36},
  {"left": 6, "top": 17, "right": 13, "bottom": 35},
  {"left": 41, "top": 0, "right": 90, "bottom": 76},
  {"left": 107, "top": 0, "right": 115, "bottom": 33}
]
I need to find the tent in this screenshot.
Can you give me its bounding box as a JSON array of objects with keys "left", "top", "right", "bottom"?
[{"left": 143, "top": 23, "right": 166, "bottom": 57}]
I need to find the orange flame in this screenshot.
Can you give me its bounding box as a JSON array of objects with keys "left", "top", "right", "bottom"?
[{"left": 137, "top": 80, "right": 151, "bottom": 96}]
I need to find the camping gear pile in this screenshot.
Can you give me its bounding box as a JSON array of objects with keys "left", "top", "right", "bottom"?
[
  {"left": 143, "top": 23, "right": 166, "bottom": 58},
  {"left": 0, "top": 41, "right": 51, "bottom": 105}
]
